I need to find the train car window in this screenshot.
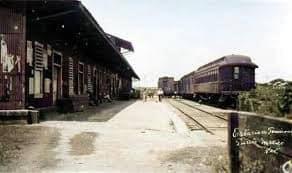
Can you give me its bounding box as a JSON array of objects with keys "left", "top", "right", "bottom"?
[
  {"left": 214, "top": 70, "right": 216, "bottom": 81},
  {"left": 215, "top": 71, "right": 218, "bottom": 80},
  {"left": 234, "top": 66, "right": 239, "bottom": 79}
]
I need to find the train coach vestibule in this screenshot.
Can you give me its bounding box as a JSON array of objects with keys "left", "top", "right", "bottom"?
[{"left": 233, "top": 66, "right": 240, "bottom": 80}]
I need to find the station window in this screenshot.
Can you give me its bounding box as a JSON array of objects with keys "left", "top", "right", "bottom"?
[
  {"left": 234, "top": 66, "right": 239, "bottom": 79},
  {"left": 34, "top": 70, "right": 43, "bottom": 95},
  {"left": 34, "top": 41, "right": 44, "bottom": 98}
]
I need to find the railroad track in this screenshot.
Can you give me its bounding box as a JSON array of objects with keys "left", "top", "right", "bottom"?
[
  {"left": 167, "top": 99, "right": 227, "bottom": 135},
  {"left": 175, "top": 99, "right": 228, "bottom": 121}
]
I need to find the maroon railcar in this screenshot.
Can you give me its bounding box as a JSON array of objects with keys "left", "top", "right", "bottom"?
[
  {"left": 179, "top": 71, "right": 195, "bottom": 99},
  {"left": 158, "top": 76, "right": 175, "bottom": 96},
  {"left": 179, "top": 55, "right": 258, "bottom": 106}
]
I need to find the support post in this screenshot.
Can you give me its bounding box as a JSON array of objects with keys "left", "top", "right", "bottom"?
[{"left": 228, "top": 112, "right": 240, "bottom": 173}]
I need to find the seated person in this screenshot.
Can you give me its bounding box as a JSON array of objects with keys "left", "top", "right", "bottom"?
[{"left": 104, "top": 93, "right": 112, "bottom": 102}]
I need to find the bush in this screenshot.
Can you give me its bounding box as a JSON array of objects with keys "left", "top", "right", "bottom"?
[{"left": 239, "top": 79, "right": 292, "bottom": 117}]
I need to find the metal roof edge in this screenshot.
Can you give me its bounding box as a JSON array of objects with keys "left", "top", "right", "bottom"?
[{"left": 78, "top": 3, "right": 140, "bottom": 80}]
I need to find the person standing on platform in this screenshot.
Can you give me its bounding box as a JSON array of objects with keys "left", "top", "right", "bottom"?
[
  {"left": 143, "top": 88, "right": 147, "bottom": 102},
  {"left": 157, "top": 88, "right": 163, "bottom": 102}
]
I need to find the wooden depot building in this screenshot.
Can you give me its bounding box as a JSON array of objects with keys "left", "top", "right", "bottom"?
[{"left": 0, "top": 0, "right": 139, "bottom": 123}]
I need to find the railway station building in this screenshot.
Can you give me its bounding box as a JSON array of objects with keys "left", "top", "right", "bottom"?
[{"left": 0, "top": 1, "right": 139, "bottom": 118}]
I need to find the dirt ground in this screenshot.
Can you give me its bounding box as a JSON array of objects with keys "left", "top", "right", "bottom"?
[
  {"left": 159, "top": 146, "right": 229, "bottom": 173},
  {"left": 0, "top": 100, "right": 229, "bottom": 173},
  {"left": 69, "top": 132, "right": 97, "bottom": 156},
  {"left": 0, "top": 125, "right": 60, "bottom": 172}
]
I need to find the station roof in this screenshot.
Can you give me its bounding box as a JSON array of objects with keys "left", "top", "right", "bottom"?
[
  {"left": 107, "top": 34, "right": 134, "bottom": 52},
  {"left": 0, "top": 0, "right": 139, "bottom": 79}
]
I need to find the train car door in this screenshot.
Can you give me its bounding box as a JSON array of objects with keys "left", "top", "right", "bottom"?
[
  {"left": 52, "top": 51, "right": 62, "bottom": 105},
  {"left": 233, "top": 66, "right": 240, "bottom": 90}
]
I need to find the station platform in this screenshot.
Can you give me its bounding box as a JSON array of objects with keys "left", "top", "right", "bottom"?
[
  {"left": 108, "top": 100, "right": 190, "bottom": 135},
  {"left": 1, "top": 99, "right": 227, "bottom": 173}
]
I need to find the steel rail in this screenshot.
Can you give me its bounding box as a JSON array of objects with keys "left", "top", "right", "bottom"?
[
  {"left": 175, "top": 99, "right": 228, "bottom": 121},
  {"left": 167, "top": 100, "right": 215, "bottom": 135}
]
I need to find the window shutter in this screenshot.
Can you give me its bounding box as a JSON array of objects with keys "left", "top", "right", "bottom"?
[
  {"left": 34, "top": 41, "right": 44, "bottom": 71},
  {"left": 87, "top": 65, "right": 92, "bottom": 92},
  {"left": 68, "top": 57, "right": 74, "bottom": 95}
]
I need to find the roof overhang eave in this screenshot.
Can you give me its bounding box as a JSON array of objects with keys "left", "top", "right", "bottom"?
[{"left": 78, "top": 3, "right": 140, "bottom": 80}]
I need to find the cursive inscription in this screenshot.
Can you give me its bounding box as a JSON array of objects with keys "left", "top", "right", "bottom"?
[{"left": 232, "top": 127, "right": 291, "bottom": 154}]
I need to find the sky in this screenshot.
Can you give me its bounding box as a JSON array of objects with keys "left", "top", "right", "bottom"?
[{"left": 82, "top": 0, "right": 292, "bottom": 87}]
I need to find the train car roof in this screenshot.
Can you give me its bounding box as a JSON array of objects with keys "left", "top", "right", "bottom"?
[
  {"left": 181, "top": 70, "right": 196, "bottom": 79},
  {"left": 197, "top": 54, "right": 258, "bottom": 71},
  {"left": 178, "top": 54, "right": 258, "bottom": 81},
  {"left": 221, "top": 54, "right": 258, "bottom": 68},
  {"left": 224, "top": 54, "right": 254, "bottom": 64},
  {"left": 158, "top": 76, "right": 174, "bottom": 80}
]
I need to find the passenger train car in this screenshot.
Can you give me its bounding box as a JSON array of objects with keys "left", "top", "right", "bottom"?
[
  {"left": 179, "top": 71, "right": 196, "bottom": 99},
  {"left": 192, "top": 55, "right": 257, "bottom": 105},
  {"left": 158, "top": 77, "right": 175, "bottom": 96},
  {"left": 162, "top": 54, "right": 258, "bottom": 107}
]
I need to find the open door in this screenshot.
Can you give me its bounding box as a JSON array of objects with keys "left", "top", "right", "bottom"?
[{"left": 52, "top": 51, "right": 62, "bottom": 105}]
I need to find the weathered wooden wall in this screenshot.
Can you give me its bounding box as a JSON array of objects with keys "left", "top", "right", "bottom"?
[
  {"left": 0, "top": 2, "right": 135, "bottom": 110},
  {"left": 24, "top": 37, "right": 130, "bottom": 109},
  {"left": 0, "top": 7, "right": 26, "bottom": 110}
]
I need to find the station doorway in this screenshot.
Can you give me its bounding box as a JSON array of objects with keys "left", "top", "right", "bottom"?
[{"left": 52, "top": 51, "right": 62, "bottom": 105}]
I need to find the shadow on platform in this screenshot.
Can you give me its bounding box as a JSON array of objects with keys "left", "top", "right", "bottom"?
[{"left": 40, "top": 100, "right": 137, "bottom": 122}]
